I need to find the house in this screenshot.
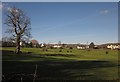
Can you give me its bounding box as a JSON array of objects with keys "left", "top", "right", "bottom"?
[
  {"left": 77, "top": 44, "right": 88, "bottom": 49},
  {"left": 31, "top": 39, "right": 39, "bottom": 47},
  {"left": 40, "top": 43, "right": 45, "bottom": 47},
  {"left": 100, "top": 43, "right": 120, "bottom": 50},
  {"left": 107, "top": 44, "right": 120, "bottom": 50},
  {"left": 20, "top": 41, "right": 27, "bottom": 47},
  {"left": 77, "top": 46, "right": 85, "bottom": 49},
  {"left": 52, "top": 45, "right": 62, "bottom": 48}
]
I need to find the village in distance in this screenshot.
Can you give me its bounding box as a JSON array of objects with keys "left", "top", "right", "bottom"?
[{"left": 1, "top": 38, "right": 120, "bottom": 50}]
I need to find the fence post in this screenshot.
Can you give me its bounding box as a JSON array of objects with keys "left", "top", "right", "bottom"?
[
  {"left": 21, "top": 77, "right": 22, "bottom": 82},
  {"left": 33, "top": 64, "right": 37, "bottom": 82}
]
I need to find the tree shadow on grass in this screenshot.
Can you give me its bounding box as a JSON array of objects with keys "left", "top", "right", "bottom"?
[
  {"left": 3, "top": 59, "right": 118, "bottom": 81},
  {"left": 2, "top": 50, "right": 74, "bottom": 57},
  {"left": 2, "top": 50, "right": 32, "bottom": 55},
  {"left": 2, "top": 50, "right": 118, "bottom": 81}
]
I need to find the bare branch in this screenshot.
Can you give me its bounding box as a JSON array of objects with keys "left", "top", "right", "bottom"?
[{"left": 4, "top": 6, "right": 31, "bottom": 54}]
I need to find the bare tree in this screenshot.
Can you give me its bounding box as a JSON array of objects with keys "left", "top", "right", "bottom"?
[{"left": 4, "top": 7, "right": 31, "bottom": 54}]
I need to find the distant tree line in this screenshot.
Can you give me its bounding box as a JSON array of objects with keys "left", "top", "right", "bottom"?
[
  {"left": 2, "top": 37, "right": 31, "bottom": 47},
  {"left": 2, "top": 38, "right": 110, "bottom": 50}
]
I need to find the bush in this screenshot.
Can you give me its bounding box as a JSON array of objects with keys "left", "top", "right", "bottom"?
[
  {"left": 60, "top": 47, "right": 63, "bottom": 49},
  {"left": 70, "top": 51, "right": 72, "bottom": 52},
  {"left": 106, "top": 51, "right": 109, "bottom": 54},
  {"left": 59, "top": 50, "right": 62, "bottom": 52},
  {"left": 67, "top": 50, "right": 69, "bottom": 53},
  {"left": 69, "top": 47, "right": 73, "bottom": 49}
]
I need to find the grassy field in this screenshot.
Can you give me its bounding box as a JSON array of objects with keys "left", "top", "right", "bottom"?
[{"left": 1, "top": 47, "right": 119, "bottom": 81}]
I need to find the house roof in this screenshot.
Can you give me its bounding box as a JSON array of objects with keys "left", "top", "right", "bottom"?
[{"left": 31, "top": 39, "right": 39, "bottom": 44}]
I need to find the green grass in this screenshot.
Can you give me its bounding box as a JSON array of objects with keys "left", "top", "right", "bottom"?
[{"left": 1, "top": 47, "right": 119, "bottom": 81}]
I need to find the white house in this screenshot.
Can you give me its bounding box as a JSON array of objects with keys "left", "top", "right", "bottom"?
[
  {"left": 20, "top": 41, "right": 26, "bottom": 47},
  {"left": 52, "top": 45, "right": 61, "bottom": 48},
  {"left": 20, "top": 41, "right": 22, "bottom": 46},
  {"left": 107, "top": 44, "right": 120, "bottom": 50},
  {"left": 40, "top": 43, "right": 45, "bottom": 47},
  {"left": 77, "top": 44, "right": 89, "bottom": 49},
  {"left": 77, "top": 46, "right": 85, "bottom": 49}
]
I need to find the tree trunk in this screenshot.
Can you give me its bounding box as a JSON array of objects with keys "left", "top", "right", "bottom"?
[{"left": 15, "top": 35, "right": 21, "bottom": 54}]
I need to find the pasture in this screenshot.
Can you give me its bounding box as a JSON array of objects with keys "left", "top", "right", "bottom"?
[{"left": 1, "top": 47, "right": 119, "bottom": 81}]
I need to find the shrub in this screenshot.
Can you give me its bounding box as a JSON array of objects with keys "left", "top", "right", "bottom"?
[
  {"left": 106, "top": 51, "right": 109, "bottom": 54},
  {"left": 69, "top": 47, "right": 73, "bottom": 49},
  {"left": 59, "top": 50, "right": 62, "bottom": 52},
  {"left": 50, "top": 46, "right": 54, "bottom": 49},
  {"left": 60, "top": 47, "right": 63, "bottom": 49}
]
